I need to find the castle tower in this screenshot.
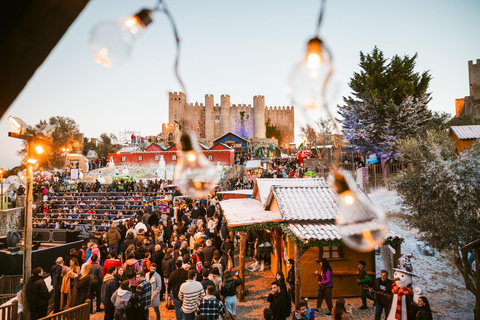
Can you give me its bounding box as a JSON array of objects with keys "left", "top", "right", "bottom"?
[
  {"left": 253, "top": 95, "right": 266, "bottom": 138},
  {"left": 468, "top": 59, "right": 480, "bottom": 99},
  {"left": 169, "top": 92, "right": 187, "bottom": 125},
  {"left": 220, "top": 94, "right": 231, "bottom": 135},
  {"left": 205, "top": 94, "right": 215, "bottom": 140}
]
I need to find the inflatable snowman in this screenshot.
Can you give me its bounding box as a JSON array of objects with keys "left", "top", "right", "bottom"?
[{"left": 387, "top": 254, "right": 421, "bottom": 320}]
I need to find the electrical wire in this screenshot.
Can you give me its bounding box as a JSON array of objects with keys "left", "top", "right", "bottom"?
[{"left": 315, "top": 0, "right": 327, "bottom": 35}]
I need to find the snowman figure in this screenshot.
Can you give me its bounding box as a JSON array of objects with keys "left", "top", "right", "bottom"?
[{"left": 387, "top": 254, "right": 422, "bottom": 320}]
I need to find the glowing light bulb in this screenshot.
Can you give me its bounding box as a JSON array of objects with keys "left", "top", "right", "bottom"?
[
  {"left": 89, "top": 9, "right": 153, "bottom": 67},
  {"left": 35, "top": 145, "right": 44, "bottom": 154},
  {"left": 287, "top": 36, "right": 338, "bottom": 117},
  {"left": 176, "top": 131, "right": 217, "bottom": 198},
  {"left": 332, "top": 171, "right": 387, "bottom": 252}
]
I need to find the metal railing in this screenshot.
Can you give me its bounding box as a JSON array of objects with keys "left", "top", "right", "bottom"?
[
  {"left": 39, "top": 301, "right": 90, "bottom": 320},
  {"left": 0, "top": 300, "right": 18, "bottom": 320}
]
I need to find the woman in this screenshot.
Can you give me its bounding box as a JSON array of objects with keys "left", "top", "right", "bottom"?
[
  {"left": 103, "top": 250, "right": 122, "bottom": 277},
  {"left": 332, "top": 298, "right": 352, "bottom": 320},
  {"left": 98, "top": 233, "right": 109, "bottom": 263},
  {"left": 416, "top": 296, "right": 433, "bottom": 320},
  {"left": 146, "top": 263, "right": 162, "bottom": 320},
  {"left": 315, "top": 258, "right": 334, "bottom": 316},
  {"left": 114, "top": 266, "right": 126, "bottom": 288},
  {"left": 211, "top": 250, "right": 225, "bottom": 276},
  {"left": 209, "top": 267, "right": 222, "bottom": 292},
  {"left": 111, "top": 280, "right": 132, "bottom": 320},
  {"left": 60, "top": 257, "right": 80, "bottom": 309},
  {"left": 179, "top": 240, "right": 190, "bottom": 257},
  {"left": 124, "top": 232, "right": 136, "bottom": 257},
  {"left": 123, "top": 253, "right": 141, "bottom": 290},
  {"left": 286, "top": 259, "right": 295, "bottom": 306},
  {"left": 221, "top": 271, "right": 242, "bottom": 316},
  {"left": 276, "top": 271, "right": 291, "bottom": 317},
  {"left": 73, "top": 264, "right": 91, "bottom": 306}
]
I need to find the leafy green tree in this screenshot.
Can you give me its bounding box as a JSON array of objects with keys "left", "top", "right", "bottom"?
[
  {"left": 96, "top": 133, "right": 122, "bottom": 158},
  {"left": 338, "top": 47, "right": 432, "bottom": 154},
  {"left": 265, "top": 119, "right": 283, "bottom": 145},
  {"left": 391, "top": 131, "right": 480, "bottom": 309}
]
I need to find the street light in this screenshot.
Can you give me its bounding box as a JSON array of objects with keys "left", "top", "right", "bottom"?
[{"left": 7, "top": 116, "right": 53, "bottom": 320}]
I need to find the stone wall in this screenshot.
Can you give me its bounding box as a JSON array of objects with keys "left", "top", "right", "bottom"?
[{"left": 0, "top": 208, "right": 24, "bottom": 237}]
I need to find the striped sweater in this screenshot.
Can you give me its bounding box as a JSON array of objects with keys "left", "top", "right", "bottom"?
[{"left": 178, "top": 280, "right": 205, "bottom": 314}]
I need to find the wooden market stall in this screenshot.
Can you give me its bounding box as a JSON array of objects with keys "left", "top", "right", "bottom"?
[{"left": 220, "top": 178, "right": 403, "bottom": 302}]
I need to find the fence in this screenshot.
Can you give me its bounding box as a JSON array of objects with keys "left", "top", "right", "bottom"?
[
  {"left": 39, "top": 301, "right": 90, "bottom": 320},
  {"left": 0, "top": 275, "right": 22, "bottom": 295},
  {"left": 0, "top": 300, "right": 18, "bottom": 320}
]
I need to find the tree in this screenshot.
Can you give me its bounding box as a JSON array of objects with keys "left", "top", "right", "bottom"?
[
  {"left": 299, "top": 117, "right": 333, "bottom": 159},
  {"left": 338, "top": 47, "right": 432, "bottom": 154},
  {"left": 96, "top": 133, "right": 122, "bottom": 158},
  {"left": 391, "top": 130, "right": 480, "bottom": 315},
  {"left": 265, "top": 119, "right": 283, "bottom": 145}
]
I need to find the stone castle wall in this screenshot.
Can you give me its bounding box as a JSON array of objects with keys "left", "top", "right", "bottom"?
[
  {"left": 469, "top": 59, "right": 480, "bottom": 100},
  {"left": 266, "top": 105, "right": 295, "bottom": 145},
  {"left": 457, "top": 59, "right": 480, "bottom": 119}
]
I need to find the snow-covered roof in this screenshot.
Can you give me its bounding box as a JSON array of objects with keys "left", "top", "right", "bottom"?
[
  {"left": 265, "top": 185, "right": 337, "bottom": 221},
  {"left": 217, "top": 189, "right": 253, "bottom": 195},
  {"left": 253, "top": 178, "right": 327, "bottom": 204},
  {"left": 86, "top": 150, "right": 98, "bottom": 159},
  {"left": 245, "top": 160, "right": 262, "bottom": 170},
  {"left": 288, "top": 222, "right": 402, "bottom": 242},
  {"left": 450, "top": 125, "right": 480, "bottom": 140},
  {"left": 219, "top": 198, "right": 283, "bottom": 227},
  {"left": 118, "top": 146, "right": 142, "bottom": 153}
]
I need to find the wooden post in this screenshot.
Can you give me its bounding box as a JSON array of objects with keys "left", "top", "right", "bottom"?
[
  {"left": 239, "top": 231, "right": 246, "bottom": 301},
  {"left": 276, "top": 228, "right": 282, "bottom": 273},
  {"left": 23, "top": 140, "right": 34, "bottom": 320},
  {"left": 294, "top": 242, "right": 302, "bottom": 304},
  {"left": 475, "top": 246, "right": 480, "bottom": 320},
  {"left": 393, "top": 243, "right": 402, "bottom": 267}
]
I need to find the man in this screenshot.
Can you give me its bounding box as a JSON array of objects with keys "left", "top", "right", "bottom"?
[
  {"left": 101, "top": 266, "right": 118, "bottom": 320},
  {"left": 25, "top": 267, "right": 53, "bottom": 320},
  {"left": 169, "top": 260, "right": 188, "bottom": 320},
  {"left": 267, "top": 281, "right": 286, "bottom": 320},
  {"left": 357, "top": 260, "right": 374, "bottom": 309},
  {"left": 178, "top": 269, "right": 205, "bottom": 320},
  {"left": 291, "top": 299, "right": 315, "bottom": 320},
  {"left": 220, "top": 236, "right": 235, "bottom": 270},
  {"left": 369, "top": 270, "right": 394, "bottom": 320},
  {"left": 198, "top": 285, "right": 226, "bottom": 320},
  {"left": 152, "top": 244, "right": 165, "bottom": 299},
  {"left": 89, "top": 254, "right": 103, "bottom": 313},
  {"left": 107, "top": 225, "right": 121, "bottom": 254},
  {"left": 136, "top": 271, "right": 152, "bottom": 320},
  {"left": 162, "top": 248, "right": 175, "bottom": 300},
  {"left": 50, "top": 257, "right": 66, "bottom": 313},
  {"left": 200, "top": 269, "right": 216, "bottom": 292},
  {"left": 203, "top": 240, "right": 216, "bottom": 265},
  {"left": 191, "top": 244, "right": 205, "bottom": 266}
]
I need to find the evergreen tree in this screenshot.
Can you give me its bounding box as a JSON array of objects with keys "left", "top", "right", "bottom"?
[
  {"left": 338, "top": 47, "right": 432, "bottom": 154},
  {"left": 391, "top": 131, "right": 480, "bottom": 308}
]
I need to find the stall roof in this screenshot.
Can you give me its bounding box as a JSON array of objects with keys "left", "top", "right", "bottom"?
[
  {"left": 253, "top": 178, "right": 328, "bottom": 204},
  {"left": 217, "top": 189, "right": 253, "bottom": 196},
  {"left": 219, "top": 198, "right": 283, "bottom": 227},
  {"left": 245, "top": 160, "right": 263, "bottom": 170}
]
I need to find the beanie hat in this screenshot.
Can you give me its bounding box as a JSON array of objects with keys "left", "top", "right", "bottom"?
[{"left": 393, "top": 254, "right": 416, "bottom": 276}]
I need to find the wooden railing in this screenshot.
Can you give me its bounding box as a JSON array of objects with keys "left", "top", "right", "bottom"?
[
  {"left": 0, "top": 275, "right": 22, "bottom": 295},
  {"left": 0, "top": 300, "right": 18, "bottom": 320},
  {"left": 0, "top": 295, "right": 15, "bottom": 305},
  {"left": 39, "top": 301, "right": 90, "bottom": 320}
]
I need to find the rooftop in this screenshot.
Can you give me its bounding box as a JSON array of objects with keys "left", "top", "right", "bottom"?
[{"left": 450, "top": 125, "right": 480, "bottom": 139}]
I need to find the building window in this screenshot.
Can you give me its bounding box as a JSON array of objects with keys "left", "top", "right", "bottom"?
[
  {"left": 138, "top": 155, "right": 143, "bottom": 161},
  {"left": 317, "top": 246, "right": 342, "bottom": 260},
  {"left": 207, "top": 154, "right": 213, "bottom": 161},
  {"left": 121, "top": 156, "right": 126, "bottom": 162},
  {"left": 155, "top": 155, "right": 159, "bottom": 161},
  {"left": 172, "top": 154, "right": 177, "bottom": 161},
  {"left": 215, "top": 115, "right": 220, "bottom": 120}
]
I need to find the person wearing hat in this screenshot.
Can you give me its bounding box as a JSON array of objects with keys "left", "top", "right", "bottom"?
[
  {"left": 25, "top": 267, "right": 53, "bottom": 320},
  {"left": 357, "top": 260, "right": 374, "bottom": 309}
]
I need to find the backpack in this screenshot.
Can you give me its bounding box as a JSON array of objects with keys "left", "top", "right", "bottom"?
[
  {"left": 212, "top": 258, "right": 223, "bottom": 275},
  {"left": 125, "top": 262, "right": 136, "bottom": 279}
]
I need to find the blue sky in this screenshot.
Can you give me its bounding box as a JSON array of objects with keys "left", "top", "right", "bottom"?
[{"left": 1, "top": 0, "right": 479, "bottom": 169}]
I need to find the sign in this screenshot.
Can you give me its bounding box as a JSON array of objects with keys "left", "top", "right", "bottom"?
[
  {"left": 71, "top": 169, "right": 79, "bottom": 180},
  {"left": 366, "top": 154, "right": 378, "bottom": 164}
]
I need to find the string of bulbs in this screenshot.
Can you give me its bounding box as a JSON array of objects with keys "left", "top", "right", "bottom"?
[{"left": 88, "top": 0, "right": 388, "bottom": 253}]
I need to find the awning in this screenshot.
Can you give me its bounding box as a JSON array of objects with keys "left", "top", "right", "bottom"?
[{"left": 220, "top": 199, "right": 282, "bottom": 228}]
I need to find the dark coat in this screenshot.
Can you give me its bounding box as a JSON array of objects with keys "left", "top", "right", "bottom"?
[
  {"left": 168, "top": 268, "right": 188, "bottom": 300},
  {"left": 152, "top": 249, "right": 165, "bottom": 268},
  {"left": 25, "top": 275, "right": 52, "bottom": 308},
  {"left": 267, "top": 292, "right": 287, "bottom": 320},
  {"left": 203, "top": 245, "right": 216, "bottom": 265},
  {"left": 73, "top": 275, "right": 91, "bottom": 306},
  {"left": 161, "top": 254, "right": 175, "bottom": 278},
  {"left": 50, "top": 264, "right": 64, "bottom": 290},
  {"left": 220, "top": 276, "right": 242, "bottom": 297},
  {"left": 101, "top": 274, "right": 118, "bottom": 307},
  {"left": 416, "top": 307, "right": 433, "bottom": 320}
]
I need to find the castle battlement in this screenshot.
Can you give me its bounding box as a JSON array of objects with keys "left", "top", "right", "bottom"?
[
  {"left": 232, "top": 104, "right": 252, "bottom": 108},
  {"left": 468, "top": 59, "right": 480, "bottom": 66},
  {"left": 265, "top": 106, "right": 292, "bottom": 111},
  {"left": 188, "top": 102, "right": 205, "bottom": 108}
]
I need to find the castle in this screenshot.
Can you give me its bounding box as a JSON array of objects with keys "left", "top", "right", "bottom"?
[
  {"left": 162, "top": 92, "right": 295, "bottom": 144},
  {"left": 455, "top": 59, "right": 480, "bottom": 119}
]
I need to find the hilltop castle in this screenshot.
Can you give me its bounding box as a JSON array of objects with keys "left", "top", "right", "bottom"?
[
  {"left": 455, "top": 59, "right": 480, "bottom": 119},
  {"left": 162, "top": 92, "right": 294, "bottom": 144}
]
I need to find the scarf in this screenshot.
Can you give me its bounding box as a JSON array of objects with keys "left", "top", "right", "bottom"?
[{"left": 391, "top": 283, "right": 413, "bottom": 319}]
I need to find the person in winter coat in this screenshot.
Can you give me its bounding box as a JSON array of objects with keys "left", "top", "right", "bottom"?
[
  {"left": 111, "top": 280, "right": 132, "bottom": 320},
  {"left": 161, "top": 248, "right": 175, "bottom": 299},
  {"left": 107, "top": 225, "right": 122, "bottom": 254},
  {"left": 220, "top": 271, "right": 242, "bottom": 316},
  {"left": 25, "top": 267, "right": 53, "bottom": 320},
  {"left": 332, "top": 298, "right": 353, "bottom": 320},
  {"left": 220, "top": 236, "right": 235, "bottom": 270},
  {"left": 357, "top": 260, "right": 374, "bottom": 309},
  {"left": 146, "top": 263, "right": 162, "bottom": 320},
  {"left": 416, "top": 296, "right": 433, "bottom": 320},
  {"left": 169, "top": 260, "right": 189, "bottom": 320},
  {"left": 291, "top": 299, "right": 315, "bottom": 320},
  {"left": 276, "top": 271, "right": 292, "bottom": 317},
  {"left": 88, "top": 254, "right": 103, "bottom": 313},
  {"left": 101, "top": 266, "right": 119, "bottom": 320},
  {"left": 267, "top": 281, "right": 286, "bottom": 320},
  {"left": 61, "top": 257, "right": 80, "bottom": 309},
  {"left": 315, "top": 258, "right": 334, "bottom": 315},
  {"left": 123, "top": 254, "right": 141, "bottom": 290},
  {"left": 73, "top": 264, "right": 91, "bottom": 307},
  {"left": 103, "top": 250, "right": 123, "bottom": 278},
  {"left": 369, "top": 270, "right": 393, "bottom": 320},
  {"left": 203, "top": 239, "right": 216, "bottom": 264},
  {"left": 50, "top": 257, "right": 67, "bottom": 313}
]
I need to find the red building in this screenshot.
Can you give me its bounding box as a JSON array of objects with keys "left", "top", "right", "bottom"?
[{"left": 108, "top": 143, "right": 235, "bottom": 166}]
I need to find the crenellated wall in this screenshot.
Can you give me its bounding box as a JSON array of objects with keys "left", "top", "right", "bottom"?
[{"left": 265, "top": 105, "right": 295, "bottom": 144}]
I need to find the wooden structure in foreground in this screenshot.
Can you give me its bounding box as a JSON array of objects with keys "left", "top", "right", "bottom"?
[
  {"left": 220, "top": 178, "right": 403, "bottom": 302},
  {"left": 39, "top": 301, "right": 90, "bottom": 320}
]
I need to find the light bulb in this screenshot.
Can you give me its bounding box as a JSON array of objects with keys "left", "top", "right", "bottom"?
[
  {"left": 287, "top": 36, "right": 337, "bottom": 114},
  {"left": 89, "top": 9, "right": 153, "bottom": 67},
  {"left": 332, "top": 171, "right": 387, "bottom": 252},
  {"left": 176, "top": 131, "right": 217, "bottom": 198}
]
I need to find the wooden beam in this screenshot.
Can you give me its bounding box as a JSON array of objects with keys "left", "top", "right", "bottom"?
[
  {"left": 276, "top": 228, "right": 282, "bottom": 272},
  {"left": 238, "top": 231, "right": 246, "bottom": 302},
  {"left": 294, "top": 242, "right": 302, "bottom": 304}
]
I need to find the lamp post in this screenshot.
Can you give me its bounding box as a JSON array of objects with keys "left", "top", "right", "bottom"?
[{"left": 7, "top": 116, "right": 52, "bottom": 320}]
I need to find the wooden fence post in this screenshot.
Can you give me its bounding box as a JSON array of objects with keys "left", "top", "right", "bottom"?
[{"left": 294, "top": 242, "right": 301, "bottom": 304}]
